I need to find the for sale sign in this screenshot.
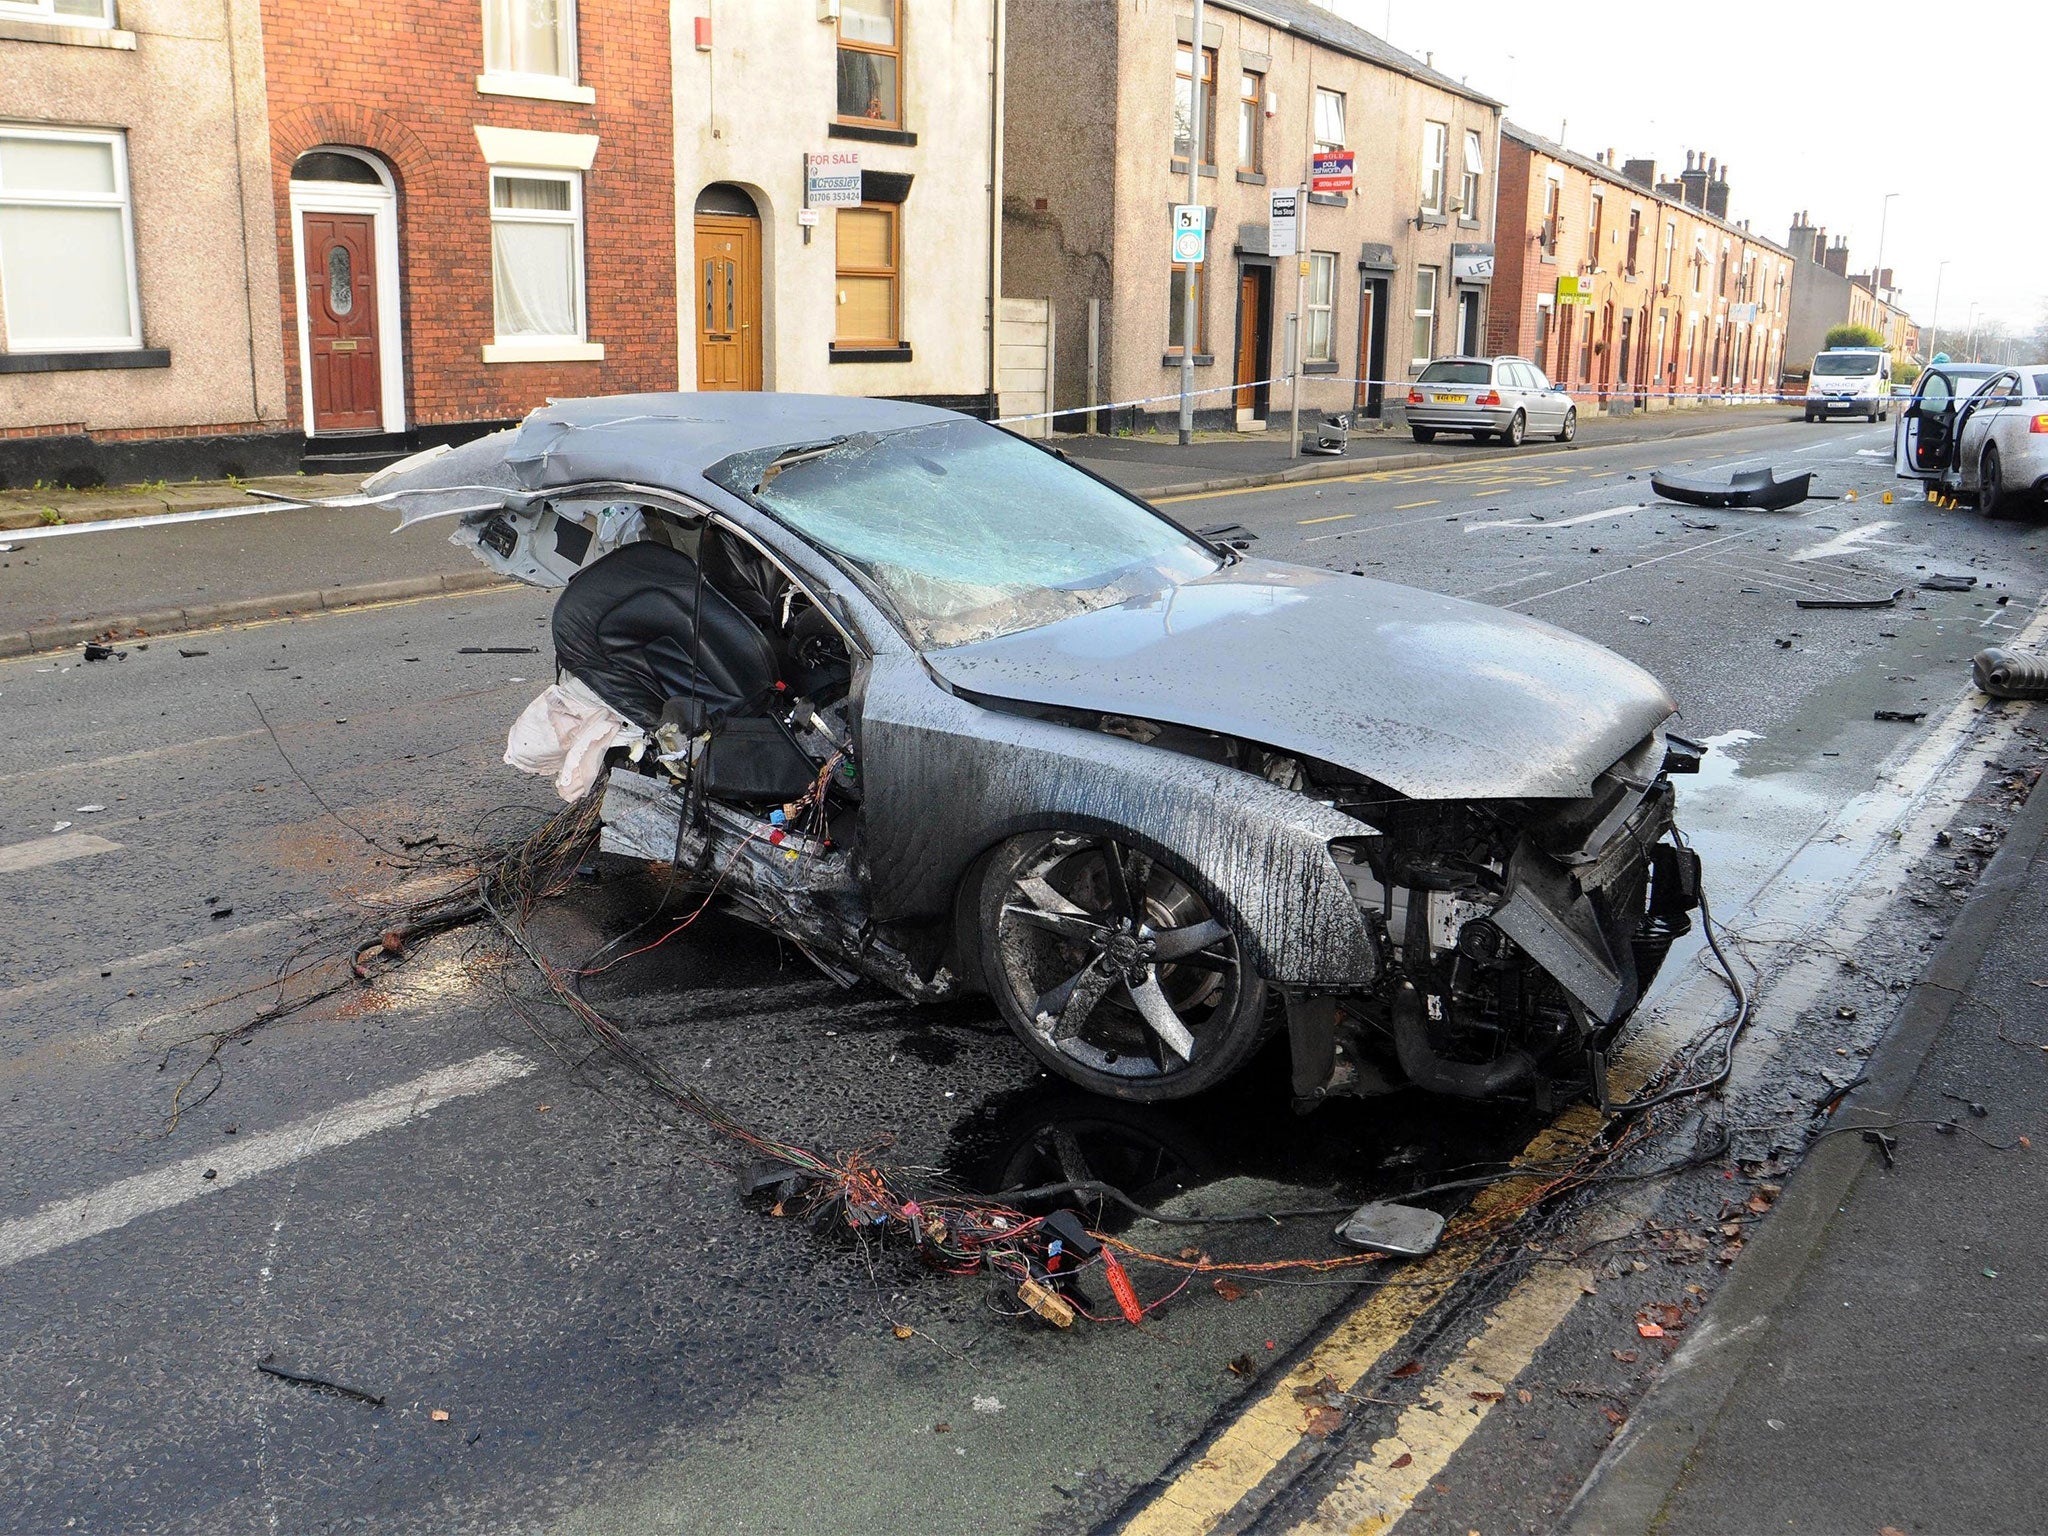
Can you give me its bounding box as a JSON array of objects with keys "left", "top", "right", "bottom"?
[{"left": 806, "top": 150, "right": 862, "bottom": 207}]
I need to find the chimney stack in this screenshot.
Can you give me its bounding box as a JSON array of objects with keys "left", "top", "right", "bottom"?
[
  {"left": 1824, "top": 237, "right": 1850, "bottom": 278},
  {"left": 1623, "top": 156, "right": 1657, "bottom": 190},
  {"left": 1680, "top": 151, "right": 1710, "bottom": 209},
  {"left": 1705, "top": 162, "right": 1731, "bottom": 219}
]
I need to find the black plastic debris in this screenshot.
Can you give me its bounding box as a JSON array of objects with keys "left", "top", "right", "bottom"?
[
  {"left": 256, "top": 1353, "right": 386, "bottom": 1407},
  {"left": 458, "top": 645, "right": 540, "bottom": 654},
  {"left": 1874, "top": 709, "right": 1926, "bottom": 723},
  {"left": 178, "top": 647, "right": 209, "bottom": 658},
  {"left": 1651, "top": 466, "right": 1811, "bottom": 510},
  {"left": 1920, "top": 574, "right": 1978, "bottom": 592},
  {"left": 1796, "top": 587, "right": 1905, "bottom": 610},
  {"left": 209, "top": 907, "right": 234, "bottom": 920},
  {"left": 81, "top": 641, "right": 124, "bottom": 662},
  {"left": 1196, "top": 521, "right": 1259, "bottom": 550}
]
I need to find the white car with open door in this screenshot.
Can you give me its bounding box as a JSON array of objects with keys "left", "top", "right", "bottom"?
[
  {"left": 1895, "top": 362, "right": 2004, "bottom": 494},
  {"left": 1943, "top": 366, "right": 2048, "bottom": 517}
]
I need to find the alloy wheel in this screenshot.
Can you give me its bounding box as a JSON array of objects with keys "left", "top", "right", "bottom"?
[{"left": 985, "top": 833, "right": 1258, "bottom": 1093}]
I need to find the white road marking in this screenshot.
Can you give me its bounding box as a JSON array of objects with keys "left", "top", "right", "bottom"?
[
  {"left": 1466, "top": 503, "right": 1646, "bottom": 531},
  {"left": 1507, "top": 530, "right": 1754, "bottom": 607},
  {"left": 1788, "top": 521, "right": 1898, "bottom": 562},
  {"left": 0, "top": 1048, "right": 532, "bottom": 1271},
  {"left": 0, "top": 831, "right": 121, "bottom": 873},
  {"left": 1458, "top": 570, "right": 1555, "bottom": 599}
]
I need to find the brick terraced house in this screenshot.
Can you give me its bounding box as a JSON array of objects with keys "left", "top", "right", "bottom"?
[
  {"left": 1489, "top": 125, "right": 1791, "bottom": 411},
  {"left": 257, "top": 0, "right": 677, "bottom": 473}
]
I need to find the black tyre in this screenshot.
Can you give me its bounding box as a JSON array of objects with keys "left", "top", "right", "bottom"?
[
  {"left": 1804, "top": 410, "right": 1817, "bottom": 423},
  {"left": 1412, "top": 426, "right": 1436, "bottom": 443},
  {"left": 978, "top": 831, "right": 1267, "bottom": 1101},
  {"left": 1502, "top": 410, "right": 1526, "bottom": 447},
  {"left": 1556, "top": 407, "right": 1577, "bottom": 443},
  {"left": 1981, "top": 444, "right": 2006, "bottom": 518}
]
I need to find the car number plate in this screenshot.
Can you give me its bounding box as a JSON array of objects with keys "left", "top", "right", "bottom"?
[{"left": 1434, "top": 393, "right": 1469, "bottom": 404}]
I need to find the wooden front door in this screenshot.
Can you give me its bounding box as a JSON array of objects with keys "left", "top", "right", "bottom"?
[
  {"left": 694, "top": 214, "right": 761, "bottom": 391},
  {"left": 302, "top": 211, "right": 382, "bottom": 433},
  {"left": 1233, "top": 266, "right": 1268, "bottom": 415}
]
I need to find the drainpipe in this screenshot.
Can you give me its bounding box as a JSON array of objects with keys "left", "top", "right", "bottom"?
[
  {"left": 986, "top": 0, "right": 1004, "bottom": 417},
  {"left": 1177, "top": 0, "right": 1205, "bottom": 446}
]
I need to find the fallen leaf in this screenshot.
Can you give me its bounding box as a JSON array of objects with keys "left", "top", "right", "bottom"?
[
  {"left": 1517, "top": 1388, "right": 1533, "bottom": 1405},
  {"left": 430, "top": 1409, "right": 450, "bottom": 1423},
  {"left": 1470, "top": 1390, "right": 1504, "bottom": 1402},
  {"left": 1601, "top": 1406, "right": 1626, "bottom": 1425},
  {"left": 1227, "top": 1354, "right": 1256, "bottom": 1378},
  {"left": 1578, "top": 1281, "right": 1599, "bottom": 1295},
  {"left": 892, "top": 1325, "right": 915, "bottom": 1340},
  {"left": 1720, "top": 1222, "right": 1743, "bottom": 1238},
  {"left": 1389, "top": 1452, "right": 1413, "bottom": 1469},
  {"left": 933, "top": 1422, "right": 951, "bottom": 1433},
  {"left": 1302, "top": 1404, "right": 1344, "bottom": 1438},
  {"left": 1612, "top": 1349, "right": 1638, "bottom": 1363},
  {"left": 2021, "top": 1137, "right": 2033, "bottom": 1151},
  {"left": 1212, "top": 1277, "right": 1246, "bottom": 1301},
  {"left": 1716, "top": 1242, "right": 1745, "bottom": 1264},
  {"left": 1882, "top": 1527, "right": 1909, "bottom": 1536},
  {"left": 1178, "top": 1245, "right": 1203, "bottom": 1261},
  {"left": 1637, "top": 1322, "right": 1666, "bottom": 1338},
  {"left": 1292, "top": 1374, "right": 1343, "bottom": 1406},
  {"left": 1656, "top": 1303, "right": 1687, "bottom": 1329},
  {"left": 1746, "top": 1194, "right": 1773, "bottom": 1215},
  {"left": 1391, "top": 1360, "right": 1423, "bottom": 1378}
]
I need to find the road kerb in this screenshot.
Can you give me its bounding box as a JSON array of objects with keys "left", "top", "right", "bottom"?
[
  {"left": 0, "top": 570, "right": 516, "bottom": 659},
  {"left": 1559, "top": 750, "right": 2048, "bottom": 1535}
]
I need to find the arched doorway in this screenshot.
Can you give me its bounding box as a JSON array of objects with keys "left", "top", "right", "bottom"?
[
  {"left": 289, "top": 148, "right": 403, "bottom": 435},
  {"left": 693, "top": 183, "right": 762, "bottom": 391}
]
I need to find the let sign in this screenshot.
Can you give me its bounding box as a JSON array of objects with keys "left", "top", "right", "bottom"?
[
  {"left": 1311, "top": 150, "right": 1354, "bottom": 192},
  {"left": 1172, "top": 204, "right": 1206, "bottom": 264}
]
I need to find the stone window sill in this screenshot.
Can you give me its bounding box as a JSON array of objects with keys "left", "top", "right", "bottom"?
[
  {"left": 476, "top": 73, "right": 596, "bottom": 104},
  {"left": 481, "top": 340, "right": 604, "bottom": 363},
  {"left": 1308, "top": 191, "right": 1347, "bottom": 208},
  {"left": 0, "top": 15, "right": 133, "bottom": 46},
  {"left": 1162, "top": 353, "right": 1215, "bottom": 368},
  {"left": 1302, "top": 361, "right": 1339, "bottom": 375},
  {"left": 830, "top": 122, "right": 917, "bottom": 147},
  {"left": 1235, "top": 169, "right": 1267, "bottom": 185},
  {"left": 1169, "top": 160, "right": 1220, "bottom": 179},
  {"left": 0, "top": 347, "right": 166, "bottom": 373}
]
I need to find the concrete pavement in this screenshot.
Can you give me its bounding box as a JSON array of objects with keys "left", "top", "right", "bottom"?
[
  {"left": 1562, "top": 764, "right": 2048, "bottom": 1536},
  {"left": 0, "top": 402, "right": 1796, "bottom": 657}
]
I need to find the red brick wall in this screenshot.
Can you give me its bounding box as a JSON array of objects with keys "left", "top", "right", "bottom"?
[
  {"left": 259, "top": 0, "right": 676, "bottom": 432},
  {"left": 1487, "top": 136, "right": 1535, "bottom": 359}
]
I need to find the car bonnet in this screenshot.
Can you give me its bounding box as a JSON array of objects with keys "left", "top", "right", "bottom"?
[{"left": 922, "top": 558, "right": 1677, "bottom": 801}]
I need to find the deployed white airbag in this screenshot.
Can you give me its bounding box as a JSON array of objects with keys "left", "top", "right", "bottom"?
[{"left": 504, "top": 672, "right": 646, "bottom": 800}]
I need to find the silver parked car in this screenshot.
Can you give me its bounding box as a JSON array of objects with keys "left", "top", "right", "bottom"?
[{"left": 1406, "top": 356, "right": 1576, "bottom": 447}]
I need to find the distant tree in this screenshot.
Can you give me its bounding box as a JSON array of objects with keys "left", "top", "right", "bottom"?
[
  {"left": 1824, "top": 323, "right": 1886, "bottom": 350},
  {"left": 1893, "top": 360, "right": 1921, "bottom": 386}
]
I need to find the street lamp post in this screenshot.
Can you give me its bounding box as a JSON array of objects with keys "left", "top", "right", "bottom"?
[
  {"left": 1176, "top": 0, "right": 1206, "bottom": 447},
  {"left": 1925, "top": 259, "right": 1948, "bottom": 362},
  {"left": 1873, "top": 191, "right": 1898, "bottom": 349}
]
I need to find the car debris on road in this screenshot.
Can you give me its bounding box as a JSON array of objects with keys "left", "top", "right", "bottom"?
[{"left": 1651, "top": 466, "right": 1812, "bottom": 510}]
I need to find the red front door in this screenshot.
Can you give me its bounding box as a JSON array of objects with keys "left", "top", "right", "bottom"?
[{"left": 303, "top": 211, "right": 382, "bottom": 433}]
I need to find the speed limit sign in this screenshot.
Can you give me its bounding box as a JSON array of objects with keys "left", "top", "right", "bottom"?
[{"left": 1171, "top": 204, "right": 1206, "bottom": 264}]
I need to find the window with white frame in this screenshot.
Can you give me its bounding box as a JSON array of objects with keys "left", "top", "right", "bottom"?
[
  {"left": 1459, "top": 130, "right": 1483, "bottom": 218},
  {"left": 483, "top": 0, "right": 576, "bottom": 81},
  {"left": 1305, "top": 250, "right": 1335, "bottom": 363},
  {"left": 1411, "top": 265, "right": 1438, "bottom": 365},
  {"left": 489, "top": 169, "right": 584, "bottom": 343},
  {"left": 1313, "top": 88, "right": 1345, "bottom": 153},
  {"left": 1, "top": 0, "right": 114, "bottom": 24},
  {"left": 1421, "top": 121, "right": 1446, "bottom": 212},
  {"left": 0, "top": 126, "right": 140, "bottom": 351}
]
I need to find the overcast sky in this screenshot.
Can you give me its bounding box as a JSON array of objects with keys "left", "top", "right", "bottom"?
[{"left": 1328, "top": 0, "right": 2045, "bottom": 341}]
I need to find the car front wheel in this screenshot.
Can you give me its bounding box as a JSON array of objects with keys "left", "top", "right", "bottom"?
[
  {"left": 1981, "top": 444, "right": 2007, "bottom": 518},
  {"left": 978, "top": 831, "right": 1268, "bottom": 1101},
  {"left": 1556, "top": 407, "right": 1577, "bottom": 443}
]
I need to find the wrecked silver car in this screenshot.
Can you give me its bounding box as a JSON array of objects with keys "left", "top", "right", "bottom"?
[{"left": 373, "top": 394, "right": 1702, "bottom": 1106}]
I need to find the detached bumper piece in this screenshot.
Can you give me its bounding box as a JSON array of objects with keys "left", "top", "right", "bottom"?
[{"left": 1651, "top": 466, "right": 1812, "bottom": 510}]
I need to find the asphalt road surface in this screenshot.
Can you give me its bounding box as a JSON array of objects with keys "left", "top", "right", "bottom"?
[{"left": 2, "top": 414, "right": 2041, "bottom": 1535}]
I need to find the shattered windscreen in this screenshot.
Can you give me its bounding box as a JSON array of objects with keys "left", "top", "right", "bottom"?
[{"left": 732, "top": 420, "right": 1221, "bottom": 649}]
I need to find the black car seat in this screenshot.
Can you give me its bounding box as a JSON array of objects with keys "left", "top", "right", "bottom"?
[
  {"left": 552, "top": 541, "right": 779, "bottom": 729},
  {"left": 698, "top": 522, "right": 789, "bottom": 634}
]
